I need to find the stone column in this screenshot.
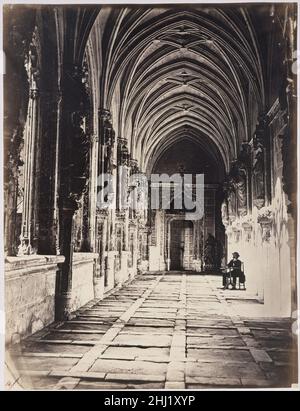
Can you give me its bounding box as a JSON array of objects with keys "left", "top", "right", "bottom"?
[
  {"left": 56, "top": 63, "right": 91, "bottom": 319},
  {"left": 89, "top": 133, "right": 99, "bottom": 251},
  {"left": 93, "top": 211, "right": 107, "bottom": 299},
  {"left": 166, "top": 218, "right": 171, "bottom": 271},
  {"left": 18, "top": 57, "right": 40, "bottom": 255},
  {"left": 105, "top": 250, "right": 117, "bottom": 291},
  {"left": 3, "top": 10, "right": 37, "bottom": 256},
  {"left": 120, "top": 251, "right": 129, "bottom": 282},
  {"left": 98, "top": 109, "right": 116, "bottom": 289},
  {"left": 51, "top": 91, "right": 63, "bottom": 255},
  {"left": 4, "top": 126, "right": 23, "bottom": 256},
  {"left": 116, "top": 137, "right": 130, "bottom": 282},
  {"left": 257, "top": 209, "right": 275, "bottom": 312},
  {"left": 55, "top": 206, "right": 76, "bottom": 319}
]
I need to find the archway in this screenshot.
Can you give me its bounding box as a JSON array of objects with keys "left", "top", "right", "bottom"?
[
  {"left": 148, "top": 137, "right": 226, "bottom": 273},
  {"left": 170, "top": 220, "right": 193, "bottom": 270}
]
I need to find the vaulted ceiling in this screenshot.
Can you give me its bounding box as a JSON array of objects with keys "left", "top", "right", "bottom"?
[{"left": 86, "top": 6, "right": 267, "bottom": 175}]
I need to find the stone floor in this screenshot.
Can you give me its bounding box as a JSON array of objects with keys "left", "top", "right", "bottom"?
[{"left": 6, "top": 272, "right": 298, "bottom": 390}]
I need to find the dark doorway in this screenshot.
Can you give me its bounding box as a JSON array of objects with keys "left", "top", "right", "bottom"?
[{"left": 170, "top": 220, "right": 193, "bottom": 270}]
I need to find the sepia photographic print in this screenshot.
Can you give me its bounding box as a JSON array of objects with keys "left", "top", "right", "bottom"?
[{"left": 1, "top": 0, "right": 299, "bottom": 392}]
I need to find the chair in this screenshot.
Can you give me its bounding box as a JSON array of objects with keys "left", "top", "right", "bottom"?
[
  {"left": 237, "top": 263, "right": 246, "bottom": 290},
  {"left": 222, "top": 263, "right": 246, "bottom": 290},
  {"left": 222, "top": 267, "right": 235, "bottom": 289}
]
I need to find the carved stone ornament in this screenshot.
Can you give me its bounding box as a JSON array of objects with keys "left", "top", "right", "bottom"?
[
  {"left": 221, "top": 199, "right": 229, "bottom": 226},
  {"left": 130, "top": 159, "right": 139, "bottom": 174},
  {"left": 223, "top": 179, "right": 236, "bottom": 221},
  {"left": 257, "top": 207, "right": 274, "bottom": 243},
  {"left": 252, "top": 120, "right": 266, "bottom": 209},
  {"left": 99, "top": 109, "right": 115, "bottom": 146},
  {"left": 230, "top": 161, "right": 247, "bottom": 217},
  {"left": 118, "top": 137, "right": 130, "bottom": 166}
]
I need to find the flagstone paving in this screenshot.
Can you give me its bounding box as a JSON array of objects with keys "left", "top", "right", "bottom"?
[{"left": 6, "top": 272, "right": 298, "bottom": 390}]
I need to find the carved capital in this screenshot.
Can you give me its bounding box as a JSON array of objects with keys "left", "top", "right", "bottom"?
[
  {"left": 30, "top": 88, "right": 39, "bottom": 100},
  {"left": 117, "top": 137, "right": 130, "bottom": 166},
  {"left": 18, "top": 236, "right": 36, "bottom": 256},
  {"left": 96, "top": 208, "right": 109, "bottom": 217},
  {"left": 117, "top": 137, "right": 127, "bottom": 146},
  {"left": 130, "top": 158, "right": 139, "bottom": 174},
  {"left": 99, "top": 108, "right": 111, "bottom": 122},
  {"left": 259, "top": 221, "right": 273, "bottom": 243},
  {"left": 24, "top": 27, "right": 41, "bottom": 88},
  {"left": 257, "top": 207, "right": 273, "bottom": 224},
  {"left": 91, "top": 134, "right": 99, "bottom": 144},
  {"left": 257, "top": 207, "right": 274, "bottom": 243},
  {"left": 116, "top": 210, "right": 126, "bottom": 220},
  {"left": 99, "top": 109, "right": 115, "bottom": 146}
]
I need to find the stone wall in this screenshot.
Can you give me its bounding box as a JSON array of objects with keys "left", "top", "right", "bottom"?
[
  {"left": 70, "top": 252, "right": 98, "bottom": 312},
  {"left": 5, "top": 255, "right": 64, "bottom": 344},
  {"left": 226, "top": 167, "right": 293, "bottom": 317},
  {"left": 226, "top": 196, "right": 292, "bottom": 316}
]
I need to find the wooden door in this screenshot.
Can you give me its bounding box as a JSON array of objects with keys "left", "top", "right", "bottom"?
[{"left": 170, "top": 220, "right": 193, "bottom": 270}]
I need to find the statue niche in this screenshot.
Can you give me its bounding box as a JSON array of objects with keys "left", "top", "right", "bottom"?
[
  {"left": 234, "top": 167, "right": 247, "bottom": 217},
  {"left": 221, "top": 199, "right": 228, "bottom": 226},
  {"left": 100, "top": 109, "right": 115, "bottom": 174},
  {"left": 224, "top": 179, "right": 236, "bottom": 220},
  {"left": 252, "top": 136, "right": 265, "bottom": 209},
  {"left": 229, "top": 161, "right": 247, "bottom": 217}
]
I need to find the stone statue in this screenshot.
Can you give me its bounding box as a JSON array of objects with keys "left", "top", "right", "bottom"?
[
  {"left": 253, "top": 139, "right": 265, "bottom": 204},
  {"left": 221, "top": 199, "right": 228, "bottom": 225},
  {"left": 226, "top": 178, "right": 236, "bottom": 218},
  {"left": 227, "top": 161, "right": 247, "bottom": 218},
  {"left": 235, "top": 167, "right": 247, "bottom": 216}
]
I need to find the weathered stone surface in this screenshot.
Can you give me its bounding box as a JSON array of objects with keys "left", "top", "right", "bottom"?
[
  {"left": 186, "top": 361, "right": 265, "bottom": 379},
  {"left": 187, "top": 336, "right": 243, "bottom": 347},
  {"left": 19, "top": 342, "right": 90, "bottom": 355},
  {"left": 90, "top": 359, "right": 167, "bottom": 375},
  {"left": 8, "top": 272, "right": 297, "bottom": 390},
  {"left": 166, "top": 361, "right": 185, "bottom": 382},
  {"left": 186, "top": 376, "right": 241, "bottom": 386},
  {"left": 112, "top": 334, "right": 172, "bottom": 347},
  {"left": 121, "top": 326, "right": 173, "bottom": 335},
  {"left": 187, "top": 348, "right": 253, "bottom": 362},
  {"left": 240, "top": 378, "right": 273, "bottom": 387},
  {"left": 43, "top": 332, "right": 102, "bottom": 341},
  {"left": 105, "top": 373, "right": 165, "bottom": 382},
  {"left": 55, "top": 377, "right": 80, "bottom": 390},
  {"left": 13, "top": 356, "right": 79, "bottom": 372},
  {"left": 102, "top": 346, "right": 169, "bottom": 359},
  {"left": 5, "top": 256, "right": 64, "bottom": 345},
  {"left": 250, "top": 348, "right": 273, "bottom": 363},
  {"left": 165, "top": 382, "right": 185, "bottom": 389},
  {"left": 187, "top": 327, "right": 238, "bottom": 336}
]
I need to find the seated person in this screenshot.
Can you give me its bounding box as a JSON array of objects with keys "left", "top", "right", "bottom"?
[{"left": 222, "top": 252, "right": 242, "bottom": 290}]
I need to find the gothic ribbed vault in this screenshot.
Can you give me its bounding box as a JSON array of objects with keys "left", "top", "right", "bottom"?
[{"left": 88, "top": 7, "right": 265, "bottom": 173}]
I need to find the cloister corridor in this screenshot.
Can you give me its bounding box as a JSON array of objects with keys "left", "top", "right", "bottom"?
[
  {"left": 3, "top": 3, "right": 298, "bottom": 391},
  {"left": 6, "top": 272, "right": 297, "bottom": 390}
]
